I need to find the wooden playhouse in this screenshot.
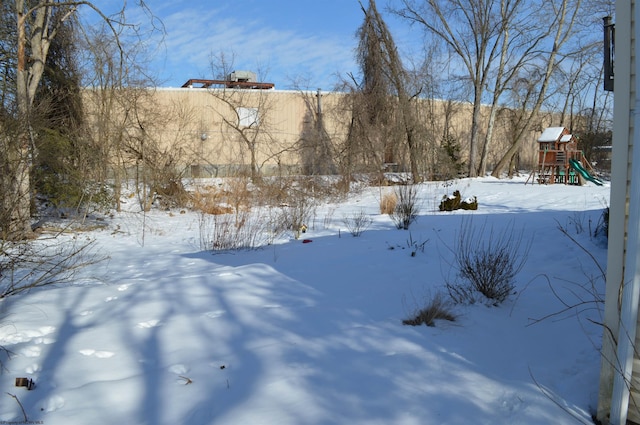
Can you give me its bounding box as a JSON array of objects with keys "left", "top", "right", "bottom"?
[{"left": 526, "top": 126, "right": 602, "bottom": 185}]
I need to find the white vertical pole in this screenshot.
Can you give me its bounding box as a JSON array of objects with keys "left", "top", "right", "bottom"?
[{"left": 610, "top": 3, "right": 640, "bottom": 422}]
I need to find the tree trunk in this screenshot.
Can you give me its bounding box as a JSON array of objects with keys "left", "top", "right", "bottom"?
[
  {"left": 406, "top": 127, "right": 421, "bottom": 183},
  {"left": 6, "top": 1, "right": 35, "bottom": 240},
  {"left": 478, "top": 4, "right": 511, "bottom": 177},
  {"left": 6, "top": 1, "right": 63, "bottom": 239},
  {"left": 250, "top": 142, "right": 259, "bottom": 182},
  {"left": 468, "top": 90, "right": 482, "bottom": 177},
  {"left": 478, "top": 103, "right": 498, "bottom": 177},
  {"left": 2, "top": 137, "right": 33, "bottom": 240}
]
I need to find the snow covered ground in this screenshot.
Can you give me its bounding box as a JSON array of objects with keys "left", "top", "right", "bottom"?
[{"left": 0, "top": 176, "right": 610, "bottom": 425}]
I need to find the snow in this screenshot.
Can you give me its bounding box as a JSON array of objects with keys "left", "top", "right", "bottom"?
[
  {"left": 538, "top": 127, "right": 566, "bottom": 142},
  {"left": 0, "top": 176, "right": 610, "bottom": 425}
]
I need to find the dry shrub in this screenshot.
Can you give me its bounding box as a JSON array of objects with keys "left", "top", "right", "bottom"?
[
  {"left": 446, "top": 219, "right": 530, "bottom": 305},
  {"left": 343, "top": 210, "right": 372, "bottom": 237},
  {"left": 254, "top": 177, "right": 295, "bottom": 206},
  {"left": 253, "top": 177, "right": 321, "bottom": 238},
  {"left": 154, "top": 179, "right": 190, "bottom": 208},
  {"left": 198, "top": 209, "right": 285, "bottom": 251},
  {"left": 1, "top": 237, "right": 100, "bottom": 299},
  {"left": 257, "top": 176, "right": 346, "bottom": 206},
  {"left": 279, "top": 190, "right": 317, "bottom": 239},
  {"left": 192, "top": 187, "right": 233, "bottom": 215},
  {"left": 298, "top": 175, "right": 347, "bottom": 201},
  {"left": 594, "top": 206, "right": 609, "bottom": 238},
  {"left": 402, "top": 291, "right": 456, "bottom": 327},
  {"left": 391, "top": 185, "right": 420, "bottom": 230},
  {"left": 224, "top": 177, "right": 254, "bottom": 212},
  {"left": 380, "top": 191, "right": 397, "bottom": 215},
  {"left": 192, "top": 177, "right": 254, "bottom": 215}
]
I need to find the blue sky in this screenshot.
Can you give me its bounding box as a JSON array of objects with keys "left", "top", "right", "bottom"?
[{"left": 85, "top": 1, "right": 414, "bottom": 90}]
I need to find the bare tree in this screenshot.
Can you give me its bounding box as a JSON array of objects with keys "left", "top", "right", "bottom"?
[
  {"left": 412, "top": 47, "right": 468, "bottom": 181},
  {"left": 218, "top": 90, "right": 279, "bottom": 182},
  {"left": 80, "top": 19, "right": 190, "bottom": 212},
  {"left": 298, "top": 88, "right": 337, "bottom": 175},
  {"left": 32, "top": 8, "right": 106, "bottom": 214},
  {"left": 79, "top": 25, "right": 129, "bottom": 211},
  {"left": 477, "top": 0, "right": 547, "bottom": 176},
  {"left": 490, "top": 0, "right": 582, "bottom": 177},
  {"left": 554, "top": 37, "right": 608, "bottom": 134},
  {"left": 396, "top": 0, "right": 505, "bottom": 177},
  {"left": 352, "top": 0, "right": 425, "bottom": 182},
  {"left": 3, "top": 0, "right": 154, "bottom": 240},
  {"left": 206, "top": 53, "right": 296, "bottom": 182},
  {"left": 340, "top": 80, "right": 389, "bottom": 178},
  {"left": 82, "top": 36, "right": 198, "bottom": 212}
]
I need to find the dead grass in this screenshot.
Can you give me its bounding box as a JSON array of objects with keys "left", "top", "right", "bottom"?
[
  {"left": 192, "top": 188, "right": 234, "bottom": 215},
  {"left": 380, "top": 191, "right": 397, "bottom": 215},
  {"left": 402, "top": 292, "right": 456, "bottom": 327},
  {"left": 192, "top": 176, "right": 350, "bottom": 218}
]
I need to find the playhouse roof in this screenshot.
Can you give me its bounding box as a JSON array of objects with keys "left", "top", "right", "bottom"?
[{"left": 538, "top": 126, "right": 567, "bottom": 142}]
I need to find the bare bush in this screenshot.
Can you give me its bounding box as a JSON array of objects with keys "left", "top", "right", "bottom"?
[
  {"left": 1, "top": 237, "right": 99, "bottom": 299},
  {"left": 343, "top": 210, "right": 372, "bottom": 237},
  {"left": 257, "top": 176, "right": 346, "bottom": 207},
  {"left": 446, "top": 220, "right": 530, "bottom": 305},
  {"left": 562, "top": 211, "right": 586, "bottom": 235},
  {"left": 322, "top": 206, "right": 337, "bottom": 230},
  {"left": 279, "top": 190, "right": 317, "bottom": 239},
  {"left": 196, "top": 175, "right": 330, "bottom": 249},
  {"left": 406, "top": 233, "right": 429, "bottom": 256},
  {"left": 390, "top": 184, "right": 419, "bottom": 230},
  {"left": 225, "top": 177, "right": 254, "bottom": 213},
  {"left": 526, "top": 220, "right": 606, "bottom": 325},
  {"left": 192, "top": 187, "right": 234, "bottom": 215},
  {"left": 593, "top": 207, "right": 609, "bottom": 239},
  {"left": 402, "top": 291, "right": 456, "bottom": 327},
  {"left": 199, "top": 208, "right": 286, "bottom": 252}
]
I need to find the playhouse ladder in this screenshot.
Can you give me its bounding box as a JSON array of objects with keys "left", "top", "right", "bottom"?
[{"left": 538, "top": 148, "right": 549, "bottom": 183}]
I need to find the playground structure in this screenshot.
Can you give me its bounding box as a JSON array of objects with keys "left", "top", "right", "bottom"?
[{"left": 526, "top": 127, "right": 603, "bottom": 186}]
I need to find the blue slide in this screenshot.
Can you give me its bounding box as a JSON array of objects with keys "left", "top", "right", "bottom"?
[{"left": 569, "top": 158, "right": 604, "bottom": 186}]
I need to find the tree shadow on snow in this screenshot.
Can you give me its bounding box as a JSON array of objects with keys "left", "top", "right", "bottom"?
[{"left": 0, "top": 205, "right": 606, "bottom": 424}]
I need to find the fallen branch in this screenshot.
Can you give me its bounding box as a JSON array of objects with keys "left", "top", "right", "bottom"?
[
  {"left": 528, "top": 367, "right": 593, "bottom": 425},
  {"left": 178, "top": 375, "right": 193, "bottom": 385},
  {"left": 6, "top": 392, "right": 28, "bottom": 421}
]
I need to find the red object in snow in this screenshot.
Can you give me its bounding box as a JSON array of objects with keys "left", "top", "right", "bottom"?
[{"left": 302, "top": 239, "right": 313, "bottom": 244}]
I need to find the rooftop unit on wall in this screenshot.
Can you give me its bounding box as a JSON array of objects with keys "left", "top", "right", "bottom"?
[
  {"left": 182, "top": 70, "right": 274, "bottom": 90},
  {"left": 227, "top": 71, "right": 257, "bottom": 83}
]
